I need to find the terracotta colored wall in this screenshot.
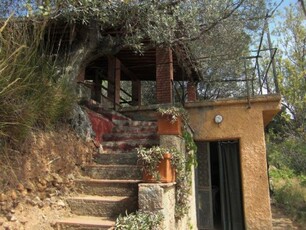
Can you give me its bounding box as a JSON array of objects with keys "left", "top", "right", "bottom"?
[
  {"left": 87, "top": 110, "right": 113, "bottom": 143},
  {"left": 186, "top": 95, "right": 281, "bottom": 230}
]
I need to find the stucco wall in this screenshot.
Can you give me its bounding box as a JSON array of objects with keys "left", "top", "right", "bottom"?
[{"left": 185, "top": 95, "right": 281, "bottom": 230}]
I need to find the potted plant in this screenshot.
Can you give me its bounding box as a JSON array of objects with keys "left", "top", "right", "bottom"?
[
  {"left": 137, "top": 146, "right": 176, "bottom": 183},
  {"left": 157, "top": 107, "right": 188, "bottom": 136}
]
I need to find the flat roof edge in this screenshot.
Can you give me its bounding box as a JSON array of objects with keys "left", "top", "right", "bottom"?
[{"left": 185, "top": 94, "right": 281, "bottom": 108}]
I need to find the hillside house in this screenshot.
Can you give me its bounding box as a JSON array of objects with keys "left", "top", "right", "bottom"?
[{"left": 48, "top": 21, "right": 281, "bottom": 230}]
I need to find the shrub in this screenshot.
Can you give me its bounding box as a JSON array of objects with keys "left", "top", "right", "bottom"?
[
  {"left": 115, "top": 211, "right": 163, "bottom": 230},
  {"left": 272, "top": 177, "right": 306, "bottom": 223},
  {"left": 267, "top": 133, "right": 306, "bottom": 175},
  {"left": 0, "top": 18, "right": 75, "bottom": 143}
]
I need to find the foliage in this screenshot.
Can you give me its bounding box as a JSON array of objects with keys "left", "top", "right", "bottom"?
[
  {"left": 0, "top": 1, "right": 272, "bottom": 79},
  {"left": 267, "top": 132, "right": 306, "bottom": 175},
  {"left": 267, "top": 5, "right": 306, "bottom": 221},
  {"left": 272, "top": 4, "right": 306, "bottom": 134},
  {"left": 136, "top": 146, "right": 167, "bottom": 180},
  {"left": 137, "top": 129, "right": 197, "bottom": 219},
  {"left": 115, "top": 211, "right": 163, "bottom": 230},
  {"left": 157, "top": 106, "right": 188, "bottom": 124},
  {"left": 0, "top": 18, "right": 75, "bottom": 143},
  {"left": 183, "top": 130, "right": 198, "bottom": 170},
  {"left": 267, "top": 131, "right": 306, "bottom": 223},
  {"left": 269, "top": 167, "right": 306, "bottom": 223}
]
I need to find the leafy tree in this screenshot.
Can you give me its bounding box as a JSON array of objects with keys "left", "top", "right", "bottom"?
[
  {"left": 272, "top": 4, "right": 306, "bottom": 135},
  {"left": 266, "top": 5, "right": 306, "bottom": 222}
]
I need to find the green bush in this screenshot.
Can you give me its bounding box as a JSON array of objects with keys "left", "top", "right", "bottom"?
[
  {"left": 268, "top": 132, "right": 306, "bottom": 223},
  {"left": 267, "top": 133, "right": 306, "bottom": 175},
  {"left": 0, "top": 18, "right": 75, "bottom": 143},
  {"left": 273, "top": 178, "right": 306, "bottom": 222},
  {"left": 115, "top": 211, "right": 163, "bottom": 230}
]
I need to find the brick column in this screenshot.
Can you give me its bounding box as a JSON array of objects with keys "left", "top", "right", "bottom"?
[
  {"left": 108, "top": 56, "right": 121, "bottom": 105},
  {"left": 187, "top": 81, "right": 197, "bottom": 102},
  {"left": 156, "top": 47, "right": 173, "bottom": 104}
]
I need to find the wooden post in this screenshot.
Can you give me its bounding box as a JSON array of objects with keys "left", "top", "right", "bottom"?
[
  {"left": 132, "top": 79, "right": 141, "bottom": 106},
  {"left": 108, "top": 56, "right": 121, "bottom": 107}
]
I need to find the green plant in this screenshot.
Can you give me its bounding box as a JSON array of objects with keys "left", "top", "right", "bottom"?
[
  {"left": 183, "top": 130, "right": 198, "bottom": 170},
  {"left": 137, "top": 131, "right": 197, "bottom": 220},
  {"left": 267, "top": 133, "right": 306, "bottom": 175},
  {"left": 115, "top": 211, "right": 163, "bottom": 230},
  {"left": 273, "top": 179, "right": 306, "bottom": 223},
  {"left": 136, "top": 146, "right": 169, "bottom": 180},
  {"left": 0, "top": 18, "right": 76, "bottom": 143},
  {"left": 157, "top": 106, "right": 188, "bottom": 123}
]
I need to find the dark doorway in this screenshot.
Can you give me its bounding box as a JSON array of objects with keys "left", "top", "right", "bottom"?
[{"left": 196, "top": 141, "right": 245, "bottom": 230}]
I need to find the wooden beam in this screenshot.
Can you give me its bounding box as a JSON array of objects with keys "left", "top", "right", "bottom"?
[
  {"left": 120, "top": 62, "right": 139, "bottom": 81},
  {"left": 108, "top": 56, "right": 121, "bottom": 105}
]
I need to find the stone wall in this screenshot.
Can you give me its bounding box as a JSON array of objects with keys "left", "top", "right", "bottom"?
[{"left": 138, "top": 183, "right": 176, "bottom": 230}]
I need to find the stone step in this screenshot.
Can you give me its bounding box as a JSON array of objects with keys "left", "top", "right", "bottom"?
[
  {"left": 66, "top": 196, "right": 138, "bottom": 218},
  {"left": 102, "top": 139, "right": 159, "bottom": 152},
  {"left": 56, "top": 216, "right": 115, "bottom": 230},
  {"left": 82, "top": 165, "right": 142, "bottom": 180},
  {"left": 111, "top": 125, "right": 157, "bottom": 134},
  {"left": 103, "top": 133, "right": 158, "bottom": 142},
  {"left": 93, "top": 153, "right": 138, "bottom": 165},
  {"left": 74, "top": 179, "right": 140, "bottom": 196},
  {"left": 112, "top": 119, "right": 156, "bottom": 127}
]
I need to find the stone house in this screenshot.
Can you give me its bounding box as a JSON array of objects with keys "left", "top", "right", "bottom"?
[{"left": 49, "top": 21, "right": 281, "bottom": 230}]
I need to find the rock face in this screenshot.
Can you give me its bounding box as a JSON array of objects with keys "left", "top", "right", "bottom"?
[
  {"left": 70, "top": 104, "right": 95, "bottom": 140},
  {"left": 56, "top": 109, "right": 159, "bottom": 229}
]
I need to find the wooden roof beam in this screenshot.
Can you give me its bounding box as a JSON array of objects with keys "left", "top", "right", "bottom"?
[{"left": 120, "top": 61, "right": 140, "bottom": 81}]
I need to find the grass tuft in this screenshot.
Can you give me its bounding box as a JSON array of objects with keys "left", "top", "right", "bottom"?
[{"left": 0, "top": 18, "right": 75, "bottom": 144}]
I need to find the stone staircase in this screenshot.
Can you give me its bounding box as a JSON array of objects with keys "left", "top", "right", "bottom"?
[{"left": 56, "top": 111, "right": 158, "bottom": 229}]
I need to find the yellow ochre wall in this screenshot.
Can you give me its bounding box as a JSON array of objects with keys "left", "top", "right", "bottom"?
[{"left": 185, "top": 95, "right": 281, "bottom": 230}]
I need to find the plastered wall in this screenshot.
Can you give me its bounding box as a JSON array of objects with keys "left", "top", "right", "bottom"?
[{"left": 186, "top": 95, "right": 281, "bottom": 230}]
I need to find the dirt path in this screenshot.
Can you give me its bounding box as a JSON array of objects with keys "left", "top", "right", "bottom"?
[{"left": 272, "top": 204, "right": 303, "bottom": 230}]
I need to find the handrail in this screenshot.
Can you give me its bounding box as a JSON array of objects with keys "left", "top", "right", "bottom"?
[
  {"left": 77, "top": 81, "right": 122, "bottom": 109},
  {"left": 78, "top": 80, "right": 134, "bottom": 107}
]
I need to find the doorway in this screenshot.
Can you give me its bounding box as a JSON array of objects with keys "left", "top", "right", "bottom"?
[{"left": 196, "top": 141, "right": 245, "bottom": 230}]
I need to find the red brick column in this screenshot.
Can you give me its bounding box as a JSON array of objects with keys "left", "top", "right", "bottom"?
[
  {"left": 156, "top": 47, "right": 173, "bottom": 104},
  {"left": 187, "top": 81, "right": 197, "bottom": 102}
]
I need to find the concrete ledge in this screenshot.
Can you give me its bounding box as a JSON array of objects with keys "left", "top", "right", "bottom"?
[{"left": 185, "top": 94, "right": 281, "bottom": 108}]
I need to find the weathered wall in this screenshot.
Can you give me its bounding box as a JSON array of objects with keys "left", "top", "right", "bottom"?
[
  {"left": 185, "top": 95, "right": 281, "bottom": 230},
  {"left": 86, "top": 110, "right": 113, "bottom": 143},
  {"left": 138, "top": 183, "right": 176, "bottom": 230}
]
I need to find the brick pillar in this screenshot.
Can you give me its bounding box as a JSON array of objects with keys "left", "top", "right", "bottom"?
[
  {"left": 132, "top": 79, "right": 141, "bottom": 106},
  {"left": 187, "top": 81, "right": 197, "bottom": 102},
  {"left": 108, "top": 56, "right": 121, "bottom": 105},
  {"left": 156, "top": 47, "right": 173, "bottom": 104}
]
